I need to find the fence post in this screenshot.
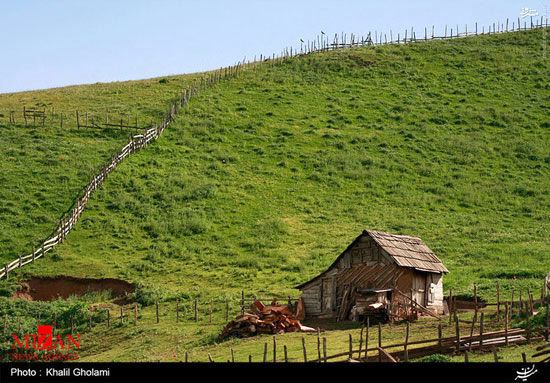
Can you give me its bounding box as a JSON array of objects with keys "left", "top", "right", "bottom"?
[
  {"left": 438, "top": 323, "right": 443, "bottom": 353},
  {"left": 464, "top": 350, "right": 469, "bottom": 362},
  {"left": 120, "top": 307, "right": 123, "bottom": 326},
  {"left": 284, "top": 345, "right": 288, "bottom": 362},
  {"left": 496, "top": 281, "right": 500, "bottom": 321},
  {"left": 455, "top": 316, "right": 460, "bottom": 352},
  {"left": 378, "top": 323, "right": 382, "bottom": 362},
  {"left": 317, "top": 328, "right": 321, "bottom": 362},
  {"left": 359, "top": 326, "right": 364, "bottom": 360},
  {"left": 526, "top": 312, "right": 531, "bottom": 343},
  {"left": 546, "top": 303, "right": 549, "bottom": 342},
  {"left": 210, "top": 299, "right": 213, "bottom": 324},
  {"left": 241, "top": 290, "right": 245, "bottom": 316},
  {"left": 301, "top": 337, "right": 307, "bottom": 362},
  {"left": 263, "top": 342, "right": 267, "bottom": 362},
  {"left": 225, "top": 299, "right": 229, "bottom": 321},
  {"left": 323, "top": 337, "right": 327, "bottom": 363},
  {"left": 231, "top": 348, "right": 234, "bottom": 363},
  {"left": 404, "top": 322, "right": 410, "bottom": 361},
  {"left": 479, "top": 313, "right": 484, "bottom": 348},
  {"left": 365, "top": 317, "right": 370, "bottom": 361},
  {"left": 468, "top": 312, "right": 477, "bottom": 352},
  {"left": 273, "top": 336, "right": 277, "bottom": 362},
  {"left": 348, "top": 333, "right": 353, "bottom": 360},
  {"left": 107, "top": 309, "right": 110, "bottom": 328},
  {"left": 493, "top": 347, "right": 498, "bottom": 362},
  {"left": 194, "top": 298, "right": 198, "bottom": 321},
  {"left": 522, "top": 352, "right": 527, "bottom": 363}
]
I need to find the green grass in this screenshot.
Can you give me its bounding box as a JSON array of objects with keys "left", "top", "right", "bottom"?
[
  {"left": 0, "top": 29, "right": 549, "bottom": 361},
  {"left": 0, "top": 74, "right": 202, "bottom": 263}
]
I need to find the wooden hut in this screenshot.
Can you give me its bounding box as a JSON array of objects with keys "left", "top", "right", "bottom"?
[{"left": 295, "top": 230, "right": 449, "bottom": 322}]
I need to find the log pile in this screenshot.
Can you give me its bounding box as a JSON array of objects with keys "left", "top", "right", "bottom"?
[{"left": 220, "top": 299, "right": 314, "bottom": 339}]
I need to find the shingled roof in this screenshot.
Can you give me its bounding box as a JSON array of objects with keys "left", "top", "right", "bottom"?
[
  {"left": 295, "top": 229, "right": 448, "bottom": 289},
  {"left": 366, "top": 230, "right": 449, "bottom": 273}
]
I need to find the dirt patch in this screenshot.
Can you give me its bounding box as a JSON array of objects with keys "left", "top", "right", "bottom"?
[{"left": 13, "top": 276, "right": 135, "bottom": 303}]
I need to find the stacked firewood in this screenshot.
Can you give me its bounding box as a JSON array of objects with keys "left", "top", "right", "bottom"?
[{"left": 219, "top": 299, "right": 314, "bottom": 339}]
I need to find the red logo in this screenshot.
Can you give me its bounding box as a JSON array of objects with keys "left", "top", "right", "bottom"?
[{"left": 12, "top": 325, "right": 80, "bottom": 350}]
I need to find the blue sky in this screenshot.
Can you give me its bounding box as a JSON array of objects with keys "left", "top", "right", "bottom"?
[{"left": 0, "top": 0, "right": 545, "bottom": 93}]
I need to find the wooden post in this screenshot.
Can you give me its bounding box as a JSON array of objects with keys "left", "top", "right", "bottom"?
[
  {"left": 378, "top": 323, "right": 382, "bottom": 362},
  {"left": 505, "top": 303, "right": 509, "bottom": 346},
  {"left": 348, "top": 333, "right": 352, "bottom": 360},
  {"left": 156, "top": 301, "right": 159, "bottom": 323},
  {"left": 323, "top": 337, "right": 327, "bottom": 363},
  {"left": 522, "top": 352, "right": 527, "bottom": 363},
  {"left": 519, "top": 290, "right": 523, "bottom": 314},
  {"left": 359, "top": 326, "right": 364, "bottom": 359},
  {"left": 301, "top": 337, "right": 307, "bottom": 362},
  {"left": 248, "top": 354, "right": 252, "bottom": 363},
  {"left": 493, "top": 347, "right": 498, "bottom": 362},
  {"left": 120, "top": 306, "right": 123, "bottom": 325},
  {"left": 273, "top": 336, "right": 277, "bottom": 362},
  {"left": 76, "top": 111, "right": 80, "bottom": 129},
  {"left": 60, "top": 113, "right": 63, "bottom": 129},
  {"left": 107, "top": 309, "right": 110, "bottom": 328},
  {"left": 546, "top": 303, "right": 549, "bottom": 342},
  {"left": 526, "top": 311, "right": 531, "bottom": 343},
  {"left": 241, "top": 290, "right": 245, "bottom": 316},
  {"left": 231, "top": 348, "right": 234, "bottom": 362},
  {"left": 5, "top": 264, "right": 8, "bottom": 280},
  {"left": 455, "top": 316, "right": 460, "bottom": 352},
  {"left": 473, "top": 284, "right": 478, "bottom": 318},
  {"left": 479, "top": 313, "right": 484, "bottom": 348},
  {"left": 284, "top": 345, "right": 288, "bottom": 362},
  {"left": 194, "top": 298, "right": 198, "bottom": 321},
  {"left": 365, "top": 317, "right": 369, "bottom": 360},
  {"left": 438, "top": 323, "right": 443, "bottom": 353},
  {"left": 263, "top": 342, "right": 267, "bottom": 362},
  {"left": 317, "top": 328, "right": 321, "bottom": 362},
  {"left": 404, "top": 322, "right": 410, "bottom": 361},
  {"left": 185, "top": 352, "right": 189, "bottom": 362},
  {"left": 468, "top": 312, "right": 477, "bottom": 352},
  {"left": 210, "top": 299, "right": 213, "bottom": 323},
  {"left": 225, "top": 299, "right": 229, "bottom": 321},
  {"left": 528, "top": 290, "right": 534, "bottom": 316},
  {"left": 449, "top": 287, "right": 454, "bottom": 324},
  {"left": 208, "top": 353, "right": 214, "bottom": 363},
  {"left": 496, "top": 282, "right": 500, "bottom": 321}
]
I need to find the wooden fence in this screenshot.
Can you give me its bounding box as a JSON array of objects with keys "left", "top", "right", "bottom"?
[
  {"left": 1, "top": 17, "right": 549, "bottom": 278},
  {"left": 1, "top": 16, "right": 548, "bottom": 129}
]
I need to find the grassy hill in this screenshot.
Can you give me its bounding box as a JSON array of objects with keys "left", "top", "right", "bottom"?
[
  {"left": 0, "top": 74, "right": 200, "bottom": 264},
  {"left": 0, "top": 29, "right": 549, "bottom": 362}
]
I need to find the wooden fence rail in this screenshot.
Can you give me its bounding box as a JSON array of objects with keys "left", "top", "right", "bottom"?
[{"left": 1, "top": 18, "right": 548, "bottom": 280}]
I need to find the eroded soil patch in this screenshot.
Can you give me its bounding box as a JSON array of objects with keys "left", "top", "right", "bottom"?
[{"left": 13, "top": 276, "right": 135, "bottom": 303}]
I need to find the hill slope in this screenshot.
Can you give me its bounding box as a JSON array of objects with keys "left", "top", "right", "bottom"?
[
  {"left": 0, "top": 74, "right": 201, "bottom": 263},
  {"left": 14, "top": 28, "right": 550, "bottom": 301}
]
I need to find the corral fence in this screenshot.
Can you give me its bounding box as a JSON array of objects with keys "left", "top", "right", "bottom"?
[
  {"left": 1, "top": 16, "right": 548, "bottom": 129},
  {"left": 2, "top": 283, "right": 549, "bottom": 362},
  {"left": 1, "top": 17, "right": 549, "bottom": 278}
]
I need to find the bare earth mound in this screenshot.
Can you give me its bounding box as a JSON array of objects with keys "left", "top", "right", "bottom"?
[{"left": 12, "top": 276, "right": 135, "bottom": 302}]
